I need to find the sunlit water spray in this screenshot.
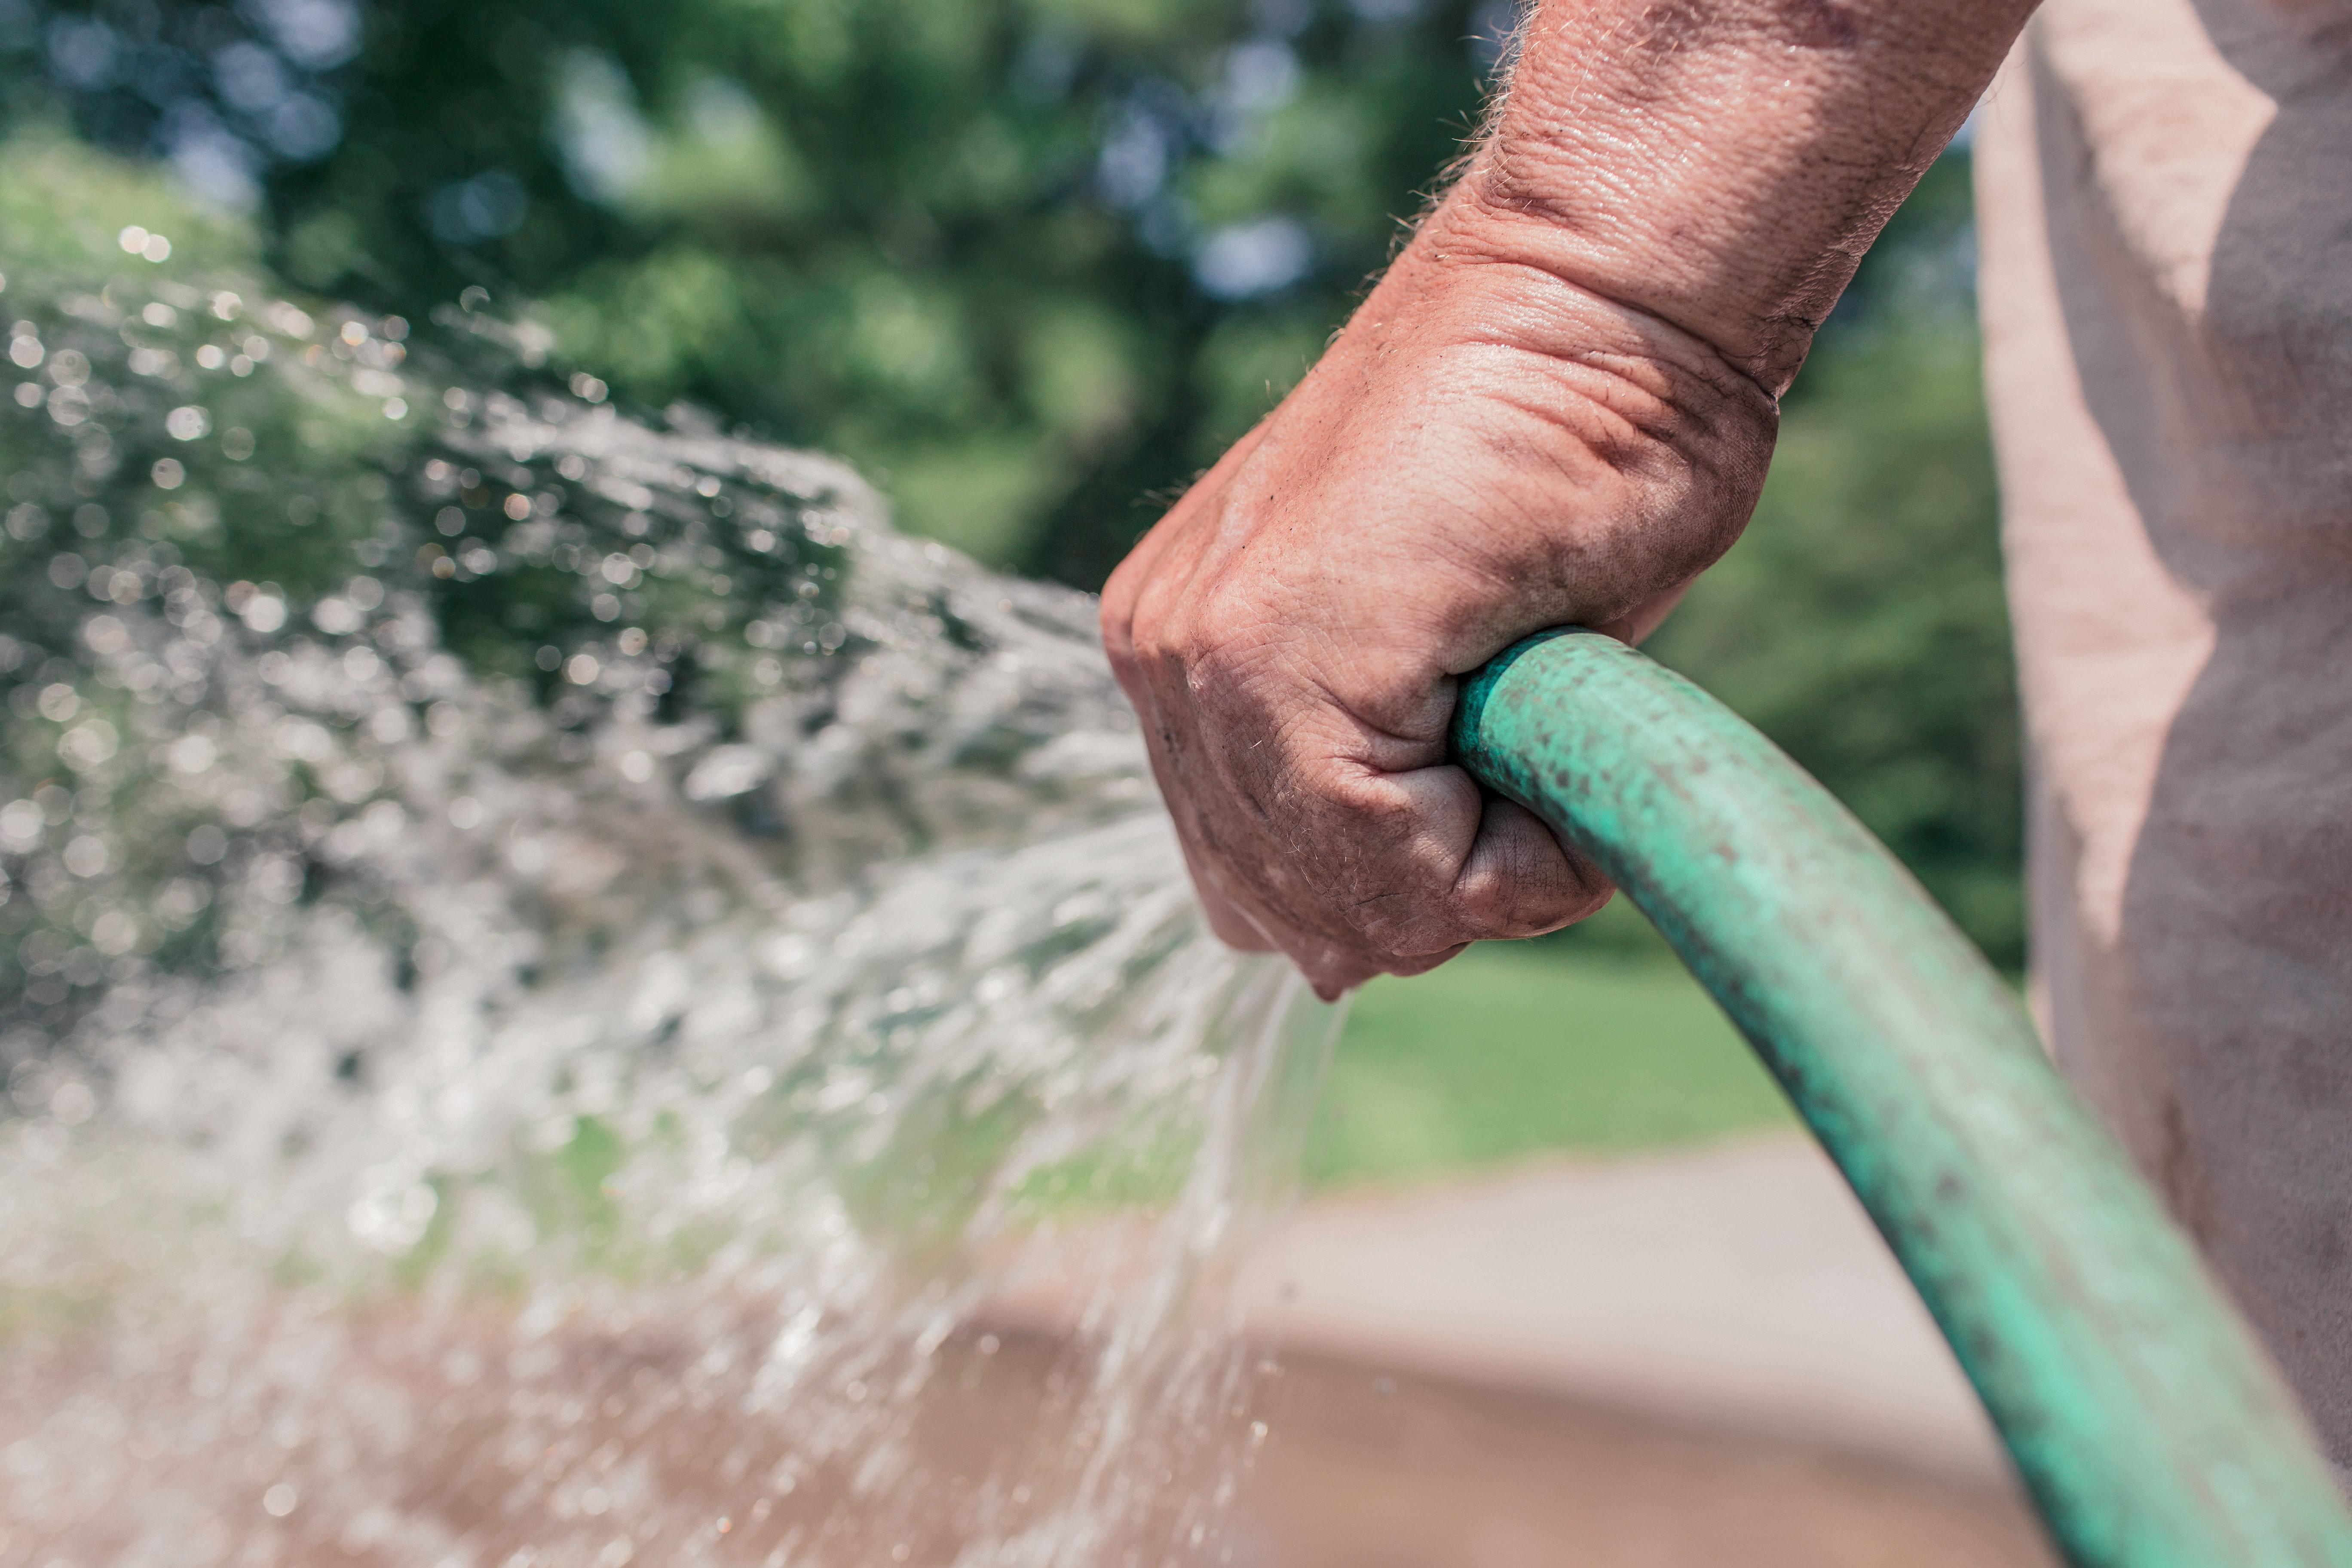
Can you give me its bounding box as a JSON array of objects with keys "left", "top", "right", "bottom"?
[{"left": 0, "top": 166, "right": 1338, "bottom": 1568}]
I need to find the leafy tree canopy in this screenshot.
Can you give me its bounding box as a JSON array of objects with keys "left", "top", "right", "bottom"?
[
  {"left": 1, "top": 0, "right": 2022, "bottom": 959},
  {"left": 3, "top": 0, "right": 1532, "bottom": 581}
]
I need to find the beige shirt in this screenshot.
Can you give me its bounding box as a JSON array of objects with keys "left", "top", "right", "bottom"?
[{"left": 1976, "top": 0, "right": 2352, "bottom": 1466}]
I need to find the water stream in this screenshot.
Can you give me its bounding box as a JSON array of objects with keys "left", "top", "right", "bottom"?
[{"left": 0, "top": 206, "right": 1339, "bottom": 1567}]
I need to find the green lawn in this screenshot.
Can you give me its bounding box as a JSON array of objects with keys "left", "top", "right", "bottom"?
[{"left": 1308, "top": 921, "right": 1796, "bottom": 1189}]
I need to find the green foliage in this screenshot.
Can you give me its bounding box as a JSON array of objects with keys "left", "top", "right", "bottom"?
[
  {"left": 0, "top": 151, "right": 851, "bottom": 725},
  {"left": 4, "top": 6, "right": 2021, "bottom": 957},
  {"left": 0, "top": 135, "right": 864, "bottom": 1030},
  {"left": 5, "top": 0, "right": 1518, "bottom": 581},
  {"left": 0, "top": 127, "right": 258, "bottom": 281}
]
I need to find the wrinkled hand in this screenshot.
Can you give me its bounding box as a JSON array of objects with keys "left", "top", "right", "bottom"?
[{"left": 1101, "top": 187, "right": 1781, "bottom": 998}]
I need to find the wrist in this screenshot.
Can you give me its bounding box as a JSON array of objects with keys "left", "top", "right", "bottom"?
[
  {"left": 1381, "top": 187, "right": 1776, "bottom": 416},
  {"left": 1432, "top": 0, "right": 2032, "bottom": 392},
  {"left": 1290, "top": 191, "right": 1780, "bottom": 655},
  {"left": 1331, "top": 185, "right": 1780, "bottom": 521}
]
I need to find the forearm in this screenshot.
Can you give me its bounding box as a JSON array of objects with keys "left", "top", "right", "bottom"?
[{"left": 1439, "top": 0, "right": 2036, "bottom": 392}]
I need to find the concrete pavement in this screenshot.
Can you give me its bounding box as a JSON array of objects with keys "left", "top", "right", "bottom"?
[{"left": 1231, "top": 1132, "right": 2011, "bottom": 1485}]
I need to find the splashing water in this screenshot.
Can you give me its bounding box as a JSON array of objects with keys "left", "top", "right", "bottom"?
[{"left": 0, "top": 146, "right": 1339, "bottom": 1568}]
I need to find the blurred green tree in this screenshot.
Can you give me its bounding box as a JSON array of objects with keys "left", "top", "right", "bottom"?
[
  {"left": 2, "top": 0, "right": 1524, "bottom": 581},
  {"left": 0, "top": 0, "right": 2022, "bottom": 958}
]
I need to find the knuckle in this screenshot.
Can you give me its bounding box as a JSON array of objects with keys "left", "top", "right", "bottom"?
[{"left": 1182, "top": 576, "right": 1289, "bottom": 670}]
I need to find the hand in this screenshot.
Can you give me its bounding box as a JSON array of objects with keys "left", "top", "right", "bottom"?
[
  {"left": 1101, "top": 186, "right": 1781, "bottom": 998},
  {"left": 1102, "top": 0, "right": 2023, "bottom": 998}
]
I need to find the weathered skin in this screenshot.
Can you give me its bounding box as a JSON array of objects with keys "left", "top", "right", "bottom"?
[{"left": 1101, "top": 0, "right": 2038, "bottom": 997}]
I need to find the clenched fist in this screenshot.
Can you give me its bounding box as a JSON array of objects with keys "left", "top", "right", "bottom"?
[{"left": 1102, "top": 0, "right": 2026, "bottom": 998}]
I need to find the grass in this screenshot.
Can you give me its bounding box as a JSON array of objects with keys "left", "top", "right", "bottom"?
[{"left": 1308, "top": 909, "right": 1796, "bottom": 1189}]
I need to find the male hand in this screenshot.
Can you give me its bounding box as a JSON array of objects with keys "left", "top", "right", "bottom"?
[
  {"left": 1102, "top": 0, "right": 2028, "bottom": 998},
  {"left": 1102, "top": 186, "right": 1779, "bottom": 997}
]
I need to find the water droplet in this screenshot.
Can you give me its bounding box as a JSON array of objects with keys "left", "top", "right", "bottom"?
[
  {"left": 0, "top": 273, "right": 1326, "bottom": 1568},
  {"left": 0, "top": 800, "right": 42, "bottom": 851},
  {"left": 59, "top": 720, "right": 118, "bottom": 771},
  {"left": 239, "top": 593, "right": 286, "bottom": 634},
  {"left": 186, "top": 824, "right": 227, "bottom": 864},
  {"left": 49, "top": 1080, "right": 96, "bottom": 1124}
]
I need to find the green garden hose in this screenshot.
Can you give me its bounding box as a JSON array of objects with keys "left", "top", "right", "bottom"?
[{"left": 1452, "top": 628, "right": 2352, "bottom": 1567}]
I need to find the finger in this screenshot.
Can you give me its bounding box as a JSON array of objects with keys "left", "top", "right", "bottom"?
[
  {"left": 1194, "top": 842, "right": 1376, "bottom": 995},
  {"left": 1291, "top": 939, "right": 1383, "bottom": 1002},
  {"left": 1449, "top": 795, "right": 1614, "bottom": 937},
  {"left": 1126, "top": 678, "right": 1289, "bottom": 959},
  {"left": 1314, "top": 764, "right": 1608, "bottom": 959},
  {"left": 1182, "top": 842, "right": 1280, "bottom": 953},
  {"left": 1592, "top": 575, "right": 1698, "bottom": 646},
  {"left": 1193, "top": 837, "right": 1381, "bottom": 1000},
  {"left": 1162, "top": 781, "right": 1386, "bottom": 994},
  {"left": 1378, "top": 941, "right": 1471, "bottom": 980},
  {"left": 1323, "top": 759, "right": 1487, "bottom": 958}
]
